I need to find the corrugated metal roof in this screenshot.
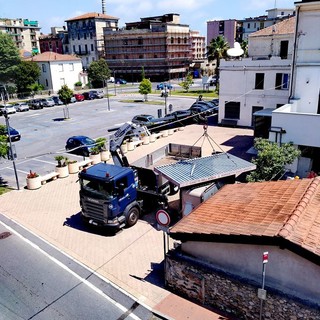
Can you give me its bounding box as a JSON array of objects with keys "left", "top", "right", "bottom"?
[{"left": 154, "top": 153, "right": 256, "bottom": 187}]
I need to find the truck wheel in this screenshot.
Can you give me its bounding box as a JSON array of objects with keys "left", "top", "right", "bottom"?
[{"left": 126, "top": 207, "right": 140, "bottom": 227}]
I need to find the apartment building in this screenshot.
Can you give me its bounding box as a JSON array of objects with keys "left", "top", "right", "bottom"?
[
  {"left": 0, "top": 17, "right": 41, "bottom": 54},
  {"left": 65, "top": 12, "right": 119, "bottom": 70},
  {"left": 218, "top": 16, "right": 295, "bottom": 129},
  {"left": 241, "top": 8, "right": 295, "bottom": 41},
  {"left": 207, "top": 19, "right": 240, "bottom": 47},
  {"left": 39, "top": 27, "right": 66, "bottom": 54},
  {"left": 103, "top": 14, "right": 192, "bottom": 81}
]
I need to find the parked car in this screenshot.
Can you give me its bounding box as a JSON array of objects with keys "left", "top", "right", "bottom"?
[
  {"left": 70, "top": 96, "right": 77, "bottom": 103},
  {"left": 65, "top": 135, "right": 96, "bottom": 157},
  {"left": 0, "top": 126, "right": 21, "bottom": 142},
  {"left": 73, "top": 93, "right": 85, "bottom": 102},
  {"left": 83, "top": 91, "right": 95, "bottom": 100},
  {"left": 28, "top": 99, "right": 43, "bottom": 110},
  {"left": 0, "top": 105, "right": 16, "bottom": 115},
  {"left": 12, "top": 102, "right": 29, "bottom": 112},
  {"left": 40, "top": 98, "right": 55, "bottom": 107},
  {"left": 90, "top": 90, "right": 104, "bottom": 99},
  {"left": 163, "top": 110, "right": 196, "bottom": 125},
  {"left": 132, "top": 114, "right": 157, "bottom": 125},
  {"left": 115, "top": 78, "right": 127, "bottom": 85},
  {"left": 157, "top": 83, "right": 173, "bottom": 90},
  {"left": 52, "top": 96, "right": 64, "bottom": 105}
]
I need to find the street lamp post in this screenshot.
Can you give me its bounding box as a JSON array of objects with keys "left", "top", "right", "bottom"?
[
  {"left": 164, "top": 85, "right": 168, "bottom": 115},
  {"left": 1, "top": 88, "right": 20, "bottom": 190},
  {"left": 113, "top": 70, "right": 117, "bottom": 96},
  {"left": 105, "top": 79, "right": 110, "bottom": 111}
]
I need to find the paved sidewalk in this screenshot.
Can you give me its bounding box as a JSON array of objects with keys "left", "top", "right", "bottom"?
[{"left": 0, "top": 125, "right": 253, "bottom": 319}]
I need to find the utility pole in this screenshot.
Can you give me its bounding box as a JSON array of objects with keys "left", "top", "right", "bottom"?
[
  {"left": 258, "top": 251, "right": 269, "bottom": 320},
  {"left": 1, "top": 86, "right": 20, "bottom": 190}
]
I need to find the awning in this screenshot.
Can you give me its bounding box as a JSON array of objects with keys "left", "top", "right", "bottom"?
[{"left": 253, "top": 108, "right": 274, "bottom": 117}]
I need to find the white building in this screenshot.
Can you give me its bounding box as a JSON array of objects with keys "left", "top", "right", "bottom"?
[
  {"left": 241, "top": 8, "right": 295, "bottom": 41},
  {"left": 26, "top": 52, "right": 86, "bottom": 92},
  {"left": 219, "top": 17, "right": 295, "bottom": 127},
  {"left": 270, "top": 0, "right": 320, "bottom": 177}
]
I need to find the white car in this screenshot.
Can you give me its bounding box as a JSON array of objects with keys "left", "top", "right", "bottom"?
[
  {"left": 13, "top": 102, "right": 30, "bottom": 112},
  {"left": 0, "top": 105, "right": 16, "bottom": 115}
]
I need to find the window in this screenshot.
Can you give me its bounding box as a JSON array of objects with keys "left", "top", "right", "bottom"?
[
  {"left": 123, "top": 39, "right": 128, "bottom": 45},
  {"left": 84, "top": 33, "right": 87, "bottom": 40},
  {"left": 78, "top": 44, "right": 81, "bottom": 53},
  {"left": 73, "top": 45, "right": 75, "bottom": 53},
  {"left": 42, "top": 64, "right": 46, "bottom": 72},
  {"left": 138, "top": 37, "right": 143, "bottom": 45},
  {"left": 171, "top": 37, "right": 174, "bottom": 44},
  {"left": 85, "top": 44, "right": 88, "bottom": 53},
  {"left": 60, "top": 78, "right": 65, "bottom": 86},
  {"left": 77, "top": 33, "right": 80, "bottom": 40},
  {"left": 225, "top": 102, "right": 240, "bottom": 119},
  {"left": 280, "top": 40, "right": 289, "bottom": 59},
  {"left": 69, "top": 63, "right": 74, "bottom": 71},
  {"left": 275, "top": 73, "right": 289, "bottom": 90},
  {"left": 255, "top": 73, "right": 264, "bottom": 89},
  {"left": 58, "top": 64, "right": 64, "bottom": 72},
  {"left": 91, "top": 44, "right": 94, "bottom": 51}
]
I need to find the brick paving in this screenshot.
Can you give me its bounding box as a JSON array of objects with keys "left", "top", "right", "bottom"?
[{"left": 0, "top": 124, "right": 253, "bottom": 319}]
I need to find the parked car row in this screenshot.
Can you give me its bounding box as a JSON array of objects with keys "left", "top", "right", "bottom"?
[{"left": 131, "top": 99, "right": 219, "bottom": 132}]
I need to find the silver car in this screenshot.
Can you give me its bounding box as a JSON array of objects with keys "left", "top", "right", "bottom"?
[
  {"left": 40, "top": 98, "right": 55, "bottom": 107},
  {"left": 0, "top": 104, "right": 16, "bottom": 114},
  {"left": 13, "top": 103, "right": 30, "bottom": 112}
]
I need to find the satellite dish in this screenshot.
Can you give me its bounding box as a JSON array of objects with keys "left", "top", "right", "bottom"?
[{"left": 227, "top": 42, "right": 244, "bottom": 57}]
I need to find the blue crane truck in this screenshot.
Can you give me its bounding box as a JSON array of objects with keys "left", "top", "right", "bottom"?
[{"left": 78, "top": 122, "right": 187, "bottom": 229}]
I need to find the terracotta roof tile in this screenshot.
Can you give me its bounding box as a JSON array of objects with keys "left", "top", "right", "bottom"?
[
  {"left": 249, "top": 16, "right": 296, "bottom": 38},
  {"left": 170, "top": 178, "right": 320, "bottom": 256},
  {"left": 65, "top": 12, "right": 119, "bottom": 22},
  {"left": 26, "top": 52, "right": 81, "bottom": 62}
]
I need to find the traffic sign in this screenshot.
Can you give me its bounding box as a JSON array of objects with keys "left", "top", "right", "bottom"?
[
  {"left": 262, "top": 251, "right": 269, "bottom": 264},
  {"left": 156, "top": 210, "right": 171, "bottom": 227}
]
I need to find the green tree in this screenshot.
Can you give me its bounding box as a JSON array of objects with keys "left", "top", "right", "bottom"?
[
  {"left": 58, "top": 85, "right": 73, "bottom": 119},
  {"left": 87, "top": 58, "right": 110, "bottom": 88},
  {"left": 58, "top": 85, "right": 73, "bottom": 104},
  {"left": 0, "top": 33, "right": 21, "bottom": 83},
  {"left": 0, "top": 125, "right": 9, "bottom": 158},
  {"left": 139, "top": 78, "right": 152, "bottom": 101},
  {"left": 179, "top": 73, "right": 193, "bottom": 92},
  {"left": 241, "top": 40, "right": 248, "bottom": 57},
  {"left": 14, "top": 60, "right": 41, "bottom": 96},
  {"left": 206, "top": 35, "right": 229, "bottom": 85},
  {"left": 246, "top": 138, "right": 301, "bottom": 182}
]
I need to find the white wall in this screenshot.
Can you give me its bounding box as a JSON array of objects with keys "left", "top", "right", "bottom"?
[
  {"left": 219, "top": 57, "right": 291, "bottom": 126},
  {"left": 39, "top": 60, "right": 83, "bottom": 92},
  {"left": 182, "top": 241, "right": 320, "bottom": 306}
]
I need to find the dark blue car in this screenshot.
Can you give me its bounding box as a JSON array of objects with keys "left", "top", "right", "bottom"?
[{"left": 65, "top": 135, "right": 96, "bottom": 157}]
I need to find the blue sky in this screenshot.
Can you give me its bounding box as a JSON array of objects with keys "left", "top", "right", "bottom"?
[{"left": 0, "top": 0, "right": 295, "bottom": 37}]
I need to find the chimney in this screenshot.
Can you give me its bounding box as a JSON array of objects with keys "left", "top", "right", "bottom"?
[{"left": 102, "top": 0, "right": 106, "bottom": 14}]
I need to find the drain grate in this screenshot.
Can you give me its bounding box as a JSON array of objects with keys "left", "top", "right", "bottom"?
[{"left": 0, "top": 232, "right": 11, "bottom": 240}]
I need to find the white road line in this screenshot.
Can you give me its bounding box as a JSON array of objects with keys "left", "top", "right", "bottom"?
[{"left": 0, "top": 219, "right": 141, "bottom": 320}]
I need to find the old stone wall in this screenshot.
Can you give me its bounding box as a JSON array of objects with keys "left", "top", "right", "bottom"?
[{"left": 165, "top": 252, "right": 320, "bottom": 319}]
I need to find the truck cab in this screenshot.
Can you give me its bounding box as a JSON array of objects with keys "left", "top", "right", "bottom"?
[{"left": 79, "top": 163, "right": 140, "bottom": 228}]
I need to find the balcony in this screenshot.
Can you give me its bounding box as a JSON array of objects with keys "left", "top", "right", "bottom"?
[{"left": 74, "top": 50, "right": 89, "bottom": 56}]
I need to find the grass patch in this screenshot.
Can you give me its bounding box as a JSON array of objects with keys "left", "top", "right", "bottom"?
[
  {"left": 169, "top": 89, "right": 218, "bottom": 98},
  {"left": 0, "top": 186, "right": 12, "bottom": 195}
]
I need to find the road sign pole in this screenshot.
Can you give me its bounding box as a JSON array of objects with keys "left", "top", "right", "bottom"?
[{"left": 259, "top": 251, "right": 268, "bottom": 320}]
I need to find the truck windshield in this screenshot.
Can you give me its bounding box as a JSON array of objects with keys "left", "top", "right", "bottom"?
[{"left": 81, "top": 178, "right": 114, "bottom": 198}]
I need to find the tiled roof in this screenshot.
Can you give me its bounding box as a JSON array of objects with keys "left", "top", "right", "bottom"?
[
  {"left": 170, "top": 178, "right": 320, "bottom": 256},
  {"left": 26, "top": 52, "right": 81, "bottom": 62},
  {"left": 65, "top": 12, "right": 119, "bottom": 22},
  {"left": 249, "top": 16, "right": 296, "bottom": 37}
]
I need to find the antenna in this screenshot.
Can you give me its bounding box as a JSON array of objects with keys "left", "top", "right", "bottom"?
[
  {"left": 227, "top": 42, "right": 244, "bottom": 57},
  {"left": 102, "top": 0, "right": 106, "bottom": 14}
]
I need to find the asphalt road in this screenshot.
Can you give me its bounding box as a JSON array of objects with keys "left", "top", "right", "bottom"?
[
  {"left": 0, "top": 216, "right": 159, "bottom": 320},
  {"left": 0, "top": 93, "right": 197, "bottom": 189}
]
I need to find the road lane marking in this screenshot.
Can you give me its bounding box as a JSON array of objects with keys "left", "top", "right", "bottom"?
[{"left": 0, "top": 219, "right": 142, "bottom": 320}]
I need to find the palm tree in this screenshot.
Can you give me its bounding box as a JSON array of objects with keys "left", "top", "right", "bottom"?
[{"left": 206, "top": 35, "right": 230, "bottom": 83}]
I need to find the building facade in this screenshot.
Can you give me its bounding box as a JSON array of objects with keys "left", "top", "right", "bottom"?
[
  {"left": 206, "top": 19, "right": 240, "bottom": 47},
  {"left": 241, "top": 8, "right": 295, "bottom": 41},
  {"left": 0, "top": 17, "right": 41, "bottom": 54},
  {"left": 103, "top": 14, "right": 192, "bottom": 81},
  {"left": 270, "top": 0, "right": 320, "bottom": 176},
  {"left": 65, "top": 12, "right": 119, "bottom": 70},
  {"left": 218, "top": 17, "right": 295, "bottom": 128},
  {"left": 39, "top": 27, "right": 66, "bottom": 54},
  {"left": 26, "top": 52, "right": 85, "bottom": 92}
]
